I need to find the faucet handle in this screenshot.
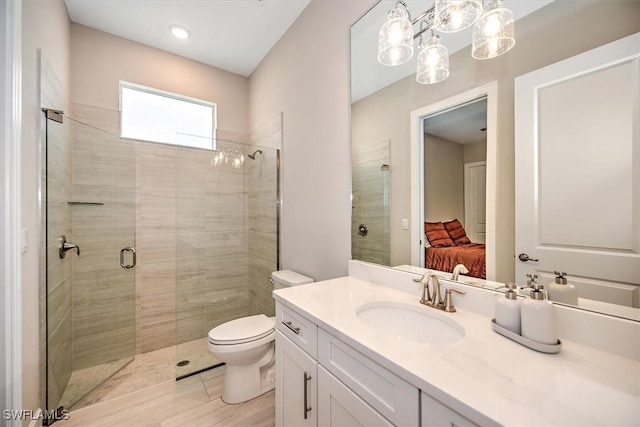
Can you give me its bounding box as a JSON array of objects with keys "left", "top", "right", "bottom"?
[
  {"left": 414, "top": 272, "right": 432, "bottom": 305},
  {"left": 443, "top": 288, "right": 466, "bottom": 312}
]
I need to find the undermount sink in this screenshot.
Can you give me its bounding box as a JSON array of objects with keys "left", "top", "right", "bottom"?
[{"left": 356, "top": 301, "right": 465, "bottom": 344}]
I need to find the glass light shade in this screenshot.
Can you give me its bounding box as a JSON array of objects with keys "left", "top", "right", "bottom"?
[
  {"left": 435, "top": 0, "right": 483, "bottom": 33},
  {"left": 416, "top": 36, "right": 449, "bottom": 84},
  {"left": 377, "top": 7, "right": 414, "bottom": 66},
  {"left": 472, "top": 1, "right": 515, "bottom": 59}
]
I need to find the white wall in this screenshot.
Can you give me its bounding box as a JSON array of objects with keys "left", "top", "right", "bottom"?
[
  {"left": 70, "top": 23, "right": 249, "bottom": 136},
  {"left": 21, "top": 0, "right": 71, "bottom": 413},
  {"left": 249, "top": 0, "right": 374, "bottom": 281}
]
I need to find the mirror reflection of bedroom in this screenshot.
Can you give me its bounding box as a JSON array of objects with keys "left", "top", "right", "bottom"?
[{"left": 423, "top": 97, "right": 487, "bottom": 279}]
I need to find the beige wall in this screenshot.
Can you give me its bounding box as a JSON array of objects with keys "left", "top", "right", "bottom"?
[
  {"left": 70, "top": 23, "right": 249, "bottom": 135},
  {"left": 249, "top": 0, "right": 374, "bottom": 281},
  {"left": 464, "top": 141, "right": 486, "bottom": 165},
  {"left": 424, "top": 134, "right": 464, "bottom": 224},
  {"left": 22, "top": 0, "right": 71, "bottom": 413},
  {"left": 351, "top": 0, "right": 640, "bottom": 282}
]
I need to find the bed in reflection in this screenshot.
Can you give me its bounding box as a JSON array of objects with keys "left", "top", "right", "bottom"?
[{"left": 425, "top": 220, "right": 486, "bottom": 279}]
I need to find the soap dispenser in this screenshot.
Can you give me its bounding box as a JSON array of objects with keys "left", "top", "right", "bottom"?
[
  {"left": 548, "top": 271, "right": 578, "bottom": 305},
  {"left": 495, "top": 283, "right": 521, "bottom": 335},
  {"left": 521, "top": 282, "right": 558, "bottom": 345}
]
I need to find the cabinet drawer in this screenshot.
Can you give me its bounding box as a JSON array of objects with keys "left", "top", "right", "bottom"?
[
  {"left": 421, "top": 392, "right": 479, "bottom": 427},
  {"left": 318, "top": 329, "right": 419, "bottom": 426},
  {"left": 276, "top": 302, "right": 317, "bottom": 358}
]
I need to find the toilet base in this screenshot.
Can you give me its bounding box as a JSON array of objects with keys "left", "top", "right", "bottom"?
[{"left": 221, "top": 345, "right": 275, "bottom": 404}]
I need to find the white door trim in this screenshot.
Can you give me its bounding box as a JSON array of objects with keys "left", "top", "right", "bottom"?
[
  {"left": 1, "top": 0, "right": 23, "bottom": 422},
  {"left": 410, "top": 82, "right": 497, "bottom": 280}
]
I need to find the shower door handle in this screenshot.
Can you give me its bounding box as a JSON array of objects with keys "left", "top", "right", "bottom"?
[{"left": 120, "top": 247, "right": 136, "bottom": 269}]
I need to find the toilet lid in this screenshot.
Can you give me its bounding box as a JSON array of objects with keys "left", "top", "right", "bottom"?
[{"left": 208, "top": 314, "right": 274, "bottom": 345}]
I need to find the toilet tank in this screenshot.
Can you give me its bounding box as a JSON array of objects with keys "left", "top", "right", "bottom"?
[{"left": 271, "top": 270, "right": 313, "bottom": 290}]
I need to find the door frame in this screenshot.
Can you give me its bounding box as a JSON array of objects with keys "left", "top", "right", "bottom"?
[
  {"left": 410, "top": 82, "right": 497, "bottom": 280},
  {"left": 1, "top": 0, "right": 23, "bottom": 420}
]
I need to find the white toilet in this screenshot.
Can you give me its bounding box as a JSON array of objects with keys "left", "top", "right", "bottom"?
[{"left": 208, "top": 270, "right": 313, "bottom": 404}]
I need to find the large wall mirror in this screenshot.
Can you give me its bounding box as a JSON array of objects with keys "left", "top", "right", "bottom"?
[{"left": 350, "top": 0, "right": 640, "bottom": 321}]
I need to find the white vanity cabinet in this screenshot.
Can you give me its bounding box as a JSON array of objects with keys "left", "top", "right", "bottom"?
[{"left": 275, "top": 301, "right": 420, "bottom": 427}]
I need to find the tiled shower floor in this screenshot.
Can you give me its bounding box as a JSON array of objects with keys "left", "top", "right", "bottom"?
[{"left": 62, "top": 337, "right": 221, "bottom": 411}]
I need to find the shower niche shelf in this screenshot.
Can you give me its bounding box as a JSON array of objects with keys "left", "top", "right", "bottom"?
[{"left": 67, "top": 201, "right": 104, "bottom": 206}]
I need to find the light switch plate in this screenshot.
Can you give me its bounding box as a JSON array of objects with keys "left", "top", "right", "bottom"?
[
  {"left": 21, "top": 228, "right": 28, "bottom": 253},
  {"left": 401, "top": 219, "right": 408, "bottom": 230}
]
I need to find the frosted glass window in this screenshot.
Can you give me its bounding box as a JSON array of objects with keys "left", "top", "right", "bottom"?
[{"left": 120, "top": 82, "right": 216, "bottom": 150}]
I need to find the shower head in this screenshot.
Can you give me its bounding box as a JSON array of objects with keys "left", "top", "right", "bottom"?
[{"left": 248, "top": 149, "right": 263, "bottom": 160}]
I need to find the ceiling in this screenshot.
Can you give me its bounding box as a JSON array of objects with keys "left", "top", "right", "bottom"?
[
  {"left": 351, "top": 0, "right": 554, "bottom": 102},
  {"left": 424, "top": 97, "right": 487, "bottom": 145},
  {"left": 64, "top": 0, "right": 311, "bottom": 77}
]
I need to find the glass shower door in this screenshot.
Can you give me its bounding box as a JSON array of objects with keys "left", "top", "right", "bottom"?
[{"left": 44, "top": 113, "right": 136, "bottom": 416}]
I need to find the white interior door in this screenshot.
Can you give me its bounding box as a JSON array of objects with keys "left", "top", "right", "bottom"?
[
  {"left": 464, "top": 161, "right": 486, "bottom": 243},
  {"left": 515, "top": 33, "right": 640, "bottom": 308}
]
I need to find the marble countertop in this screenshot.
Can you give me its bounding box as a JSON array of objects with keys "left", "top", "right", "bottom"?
[{"left": 273, "top": 276, "right": 640, "bottom": 426}]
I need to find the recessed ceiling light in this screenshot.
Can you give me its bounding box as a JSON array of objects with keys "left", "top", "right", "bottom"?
[{"left": 170, "top": 25, "right": 191, "bottom": 40}]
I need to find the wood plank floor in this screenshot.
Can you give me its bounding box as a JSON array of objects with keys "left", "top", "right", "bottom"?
[{"left": 58, "top": 368, "right": 275, "bottom": 427}]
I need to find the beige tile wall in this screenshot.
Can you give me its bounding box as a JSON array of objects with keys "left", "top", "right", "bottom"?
[
  {"left": 70, "top": 104, "right": 280, "bottom": 367},
  {"left": 176, "top": 142, "right": 249, "bottom": 347},
  {"left": 71, "top": 118, "right": 136, "bottom": 367},
  {"left": 248, "top": 114, "right": 281, "bottom": 317},
  {"left": 351, "top": 138, "right": 391, "bottom": 266}
]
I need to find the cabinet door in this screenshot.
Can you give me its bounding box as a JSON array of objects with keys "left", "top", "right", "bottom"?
[
  {"left": 276, "top": 331, "right": 317, "bottom": 427},
  {"left": 318, "top": 366, "right": 393, "bottom": 427}
]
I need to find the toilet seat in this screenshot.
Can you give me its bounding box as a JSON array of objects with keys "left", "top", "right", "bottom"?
[{"left": 208, "top": 314, "right": 275, "bottom": 345}]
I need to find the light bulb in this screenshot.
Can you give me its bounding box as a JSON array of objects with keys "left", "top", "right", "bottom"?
[
  {"left": 484, "top": 14, "right": 501, "bottom": 37},
  {"left": 416, "top": 36, "right": 449, "bottom": 84}
]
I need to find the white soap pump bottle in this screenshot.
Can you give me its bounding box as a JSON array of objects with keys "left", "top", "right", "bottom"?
[
  {"left": 548, "top": 271, "right": 578, "bottom": 306},
  {"left": 521, "top": 281, "right": 558, "bottom": 345},
  {"left": 495, "top": 283, "right": 521, "bottom": 335}
]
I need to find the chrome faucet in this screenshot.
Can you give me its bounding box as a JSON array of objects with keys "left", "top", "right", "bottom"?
[{"left": 451, "top": 264, "right": 469, "bottom": 281}]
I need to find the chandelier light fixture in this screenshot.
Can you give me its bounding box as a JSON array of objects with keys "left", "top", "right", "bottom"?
[
  {"left": 378, "top": 0, "right": 515, "bottom": 84},
  {"left": 212, "top": 147, "right": 245, "bottom": 169}
]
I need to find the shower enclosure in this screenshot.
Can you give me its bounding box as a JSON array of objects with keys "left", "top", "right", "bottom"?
[{"left": 42, "top": 109, "right": 280, "bottom": 416}]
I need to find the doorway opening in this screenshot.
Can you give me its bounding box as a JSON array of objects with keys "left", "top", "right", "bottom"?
[{"left": 410, "top": 83, "right": 497, "bottom": 281}]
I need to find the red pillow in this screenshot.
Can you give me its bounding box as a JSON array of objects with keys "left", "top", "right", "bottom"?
[
  {"left": 424, "top": 222, "right": 454, "bottom": 247},
  {"left": 443, "top": 219, "right": 471, "bottom": 245}
]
